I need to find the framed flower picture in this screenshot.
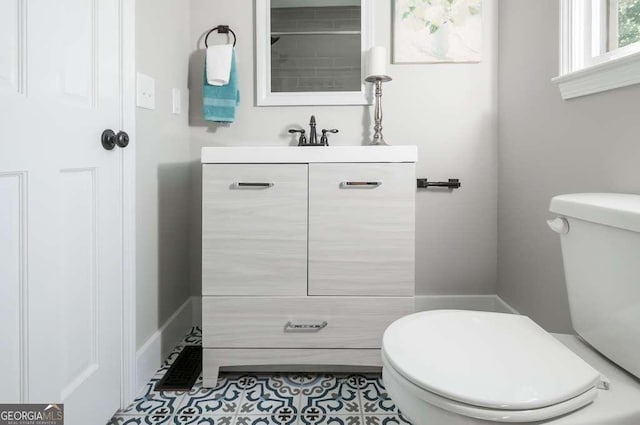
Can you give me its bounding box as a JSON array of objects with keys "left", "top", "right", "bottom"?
[{"left": 393, "top": 0, "right": 482, "bottom": 63}]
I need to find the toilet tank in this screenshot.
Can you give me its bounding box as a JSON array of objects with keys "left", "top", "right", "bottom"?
[{"left": 549, "top": 193, "right": 640, "bottom": 379}]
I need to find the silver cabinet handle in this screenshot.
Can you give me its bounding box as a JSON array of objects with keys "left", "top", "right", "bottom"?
[
  {"left": 340, "top": 181, "right": 382, "bottom": 188},
  {"left": 284, "top": 321, "right": 328, "bottom": 332},
  {"left": 234, "top": 182, "right": 274, "bottom": 188}
]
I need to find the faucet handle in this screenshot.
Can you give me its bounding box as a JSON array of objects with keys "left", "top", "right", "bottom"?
[
  {"left": 320, "top": 129, "right": 339, "bottom": 146},
  {"left": 289, "top": 128, "right": 307, "bottom": 146}
]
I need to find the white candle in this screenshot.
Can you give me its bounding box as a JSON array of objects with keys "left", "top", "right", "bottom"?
[{"left": 367, "top": 46, "right": 388, "bottom": 78}]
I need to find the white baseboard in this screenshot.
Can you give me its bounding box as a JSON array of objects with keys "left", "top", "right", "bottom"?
[
  {"left": 192, "top": 296, "right": 202, "bottom": 328},
  {"left": 135, "top": 297, "right": 193, "bottom": 395},
  {"left": 415, "top": 294, "right": 519, "bottom": 314},
  {"left": 494, "top": 296, "right": 519, "bottom": 314}
]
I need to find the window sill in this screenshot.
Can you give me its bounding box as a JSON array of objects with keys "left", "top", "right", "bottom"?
[{"left": 552, "top": 51, "right": 640, "bottom": 100}]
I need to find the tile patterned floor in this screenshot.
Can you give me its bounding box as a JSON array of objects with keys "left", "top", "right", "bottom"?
[{"left": 107, "top": 327, "right": 412, "bottom": 425}]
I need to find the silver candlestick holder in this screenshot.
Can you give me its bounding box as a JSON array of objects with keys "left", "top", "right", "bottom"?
[{"left": 365, "top": 75, "right": 392, "bottom": 145}]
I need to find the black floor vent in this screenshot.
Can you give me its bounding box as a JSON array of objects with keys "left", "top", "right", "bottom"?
[{"left": 154, "top": 345, "right": 202, "bottom": 391}]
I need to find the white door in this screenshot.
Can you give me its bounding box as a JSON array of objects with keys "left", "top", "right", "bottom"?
[{"left": 0, "top": 0, "right": 125, "bottom": 424}]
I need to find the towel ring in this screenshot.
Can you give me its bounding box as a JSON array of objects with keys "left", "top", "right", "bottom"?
[{"left": 205, "top": 25, "right": 237, "bottom": 48}]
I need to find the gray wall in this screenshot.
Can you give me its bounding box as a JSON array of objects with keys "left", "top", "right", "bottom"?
[
  {"left": 135, "top": 0, "right": 192, "bottom": 349},
  {"left": 498, "top": 0, "right": 640, "bottom": 332},
  {"left": 189, "top": 1, "right": 499, "bottom": 299}
]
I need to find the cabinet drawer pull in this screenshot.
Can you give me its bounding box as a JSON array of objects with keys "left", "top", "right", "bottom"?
[
  {"left": 284, "top": 321, "right": 328, "bottom": 332},
  {"left": 234, "top": 182, "right": 275, "bottom": 189},
  {"left": 341, "top": 181, "right": 382, "bottom": 188}
]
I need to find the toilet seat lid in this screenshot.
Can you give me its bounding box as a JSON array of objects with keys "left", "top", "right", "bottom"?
[{"left": 382, "top": 310, "right": 602, "bottom": 411}]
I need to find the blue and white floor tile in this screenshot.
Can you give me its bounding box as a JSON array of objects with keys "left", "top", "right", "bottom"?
[
  {"left": 119, "top": 377, "right": 187, "bottom": 416},
  {"left": 108, "top": 414, "right": 175, "bottom": 425},
  {"left": 172, "top": 413, "right": 234, "bottom": 425},
  {"left": 108, "top": 328, "right": 412, "bottom": 425},
  {"left": 175, "top": 374, "right": 244, "bottom": 419},
  {"left": 361, "top": 415, "right": 412, "bottom": 425},
  {"left": 182, "top": 326, "right": 202, "bottom": 346},
  {"left": 358, "top": 376, "right": 399, "bottom": 416},
  {"left": 299, "top": 374, "right": 360, "bottom": 424},
  {"left": 239, "top": 374, "right": 299, "bottom": 420}
]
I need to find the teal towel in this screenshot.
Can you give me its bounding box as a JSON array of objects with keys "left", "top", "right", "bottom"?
[{"left": 203, "top": 51, "right": 240, "bottom": 123}]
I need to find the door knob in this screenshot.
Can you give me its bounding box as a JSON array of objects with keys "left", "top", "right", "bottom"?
[
  {"left": 102, "top": 129, "right": 116, "bottom": 150},
  {"left": 116, "top": 131, "right": 129, "bottom": 148},
  {"left": 102, "top": 129, "right": 129, "bottom": 150}
]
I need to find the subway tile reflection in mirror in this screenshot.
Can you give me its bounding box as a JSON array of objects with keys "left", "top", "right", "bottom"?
[{"left": 270, "top": 0, "right": 362, "bottom": 92}]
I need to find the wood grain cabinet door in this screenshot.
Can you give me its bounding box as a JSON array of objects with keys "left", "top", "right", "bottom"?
[
  {"left": 202, "top": 164, "right": 308, "bottom": 295},
  {"left": 308, "top": 163, "right": 415, "bottom": 296}
]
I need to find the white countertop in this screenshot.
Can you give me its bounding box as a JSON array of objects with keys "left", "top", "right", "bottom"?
[{"left": 201, "top": 146, "right": 418, "bottom": 164}]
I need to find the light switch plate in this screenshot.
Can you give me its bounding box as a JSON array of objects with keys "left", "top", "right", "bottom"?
[
  {"left": 172, "top": 88, "right": 181, "bottom": 114},
  {"left": 136, "top": 72, "right": 155, "bottom": 110}
]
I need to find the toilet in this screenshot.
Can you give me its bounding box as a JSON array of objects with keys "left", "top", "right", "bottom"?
[{"left": 382, "top": 193, "right": 640, "bottom": 424}]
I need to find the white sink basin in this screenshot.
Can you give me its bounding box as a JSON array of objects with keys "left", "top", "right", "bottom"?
[{"left": 201, "top": 145, "right": 418, "bottom": 164}]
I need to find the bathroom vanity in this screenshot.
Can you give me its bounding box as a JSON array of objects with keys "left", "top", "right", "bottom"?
[{"left": 201, "top": 146, "right": 417, "bottom": 387}]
